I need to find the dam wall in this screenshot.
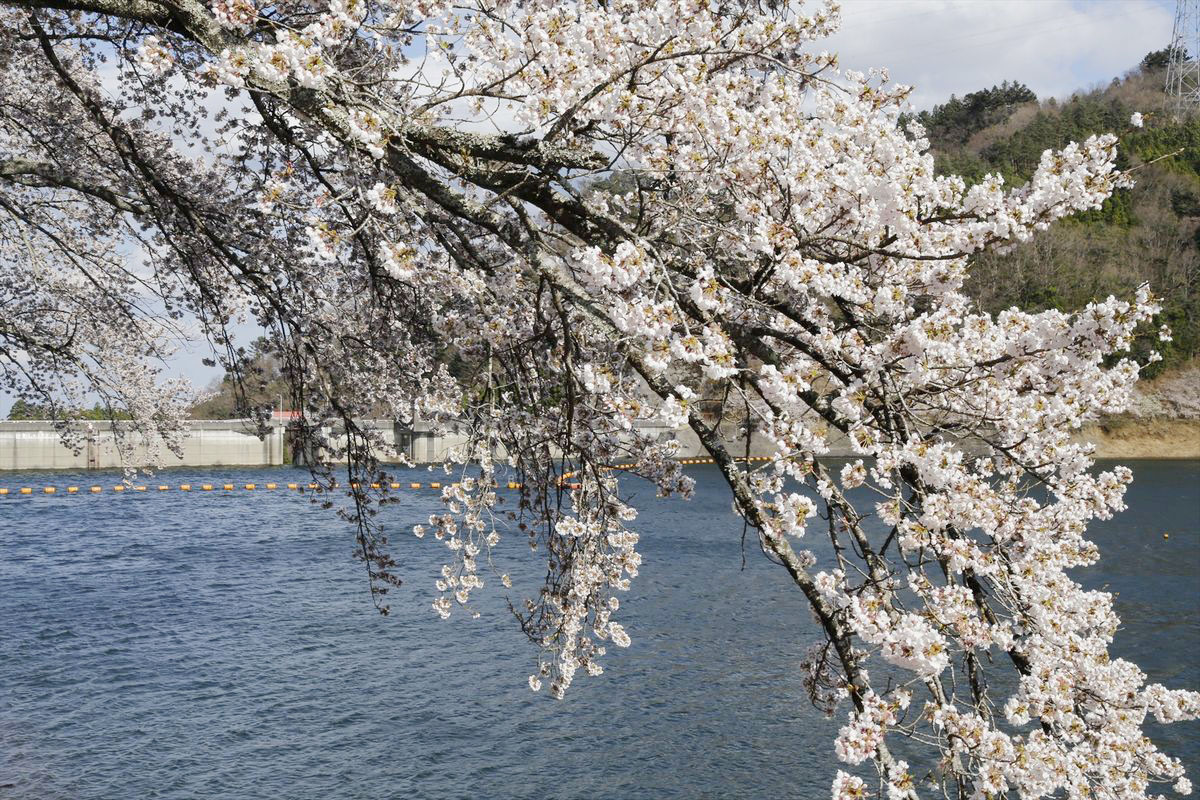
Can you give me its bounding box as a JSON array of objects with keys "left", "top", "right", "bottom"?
[
  {"left": 0, "top": 420, "right": 286, "bottom": 471},
  {"left": 0, "top": 417, "right": 858, "bottom": 471}
]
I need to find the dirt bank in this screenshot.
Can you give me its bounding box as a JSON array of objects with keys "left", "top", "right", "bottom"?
[
  {"left": 1077, "top": 418, "right": 1200, "bottom": 459},
  {"left": 1076, "top": 363, "right": 1200, "bottom": 458}
]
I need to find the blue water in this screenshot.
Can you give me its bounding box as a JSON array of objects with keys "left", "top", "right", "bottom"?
[{"left": 0, "top": 461, "right": 1197, "bottom": 799}]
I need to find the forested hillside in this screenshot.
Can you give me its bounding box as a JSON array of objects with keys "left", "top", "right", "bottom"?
[{"left": 913, "top": 49, "right": 1199, "bottom": 374}]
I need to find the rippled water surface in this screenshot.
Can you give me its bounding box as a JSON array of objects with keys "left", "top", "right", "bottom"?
[{"left": 1, "top": 461, "right": 1197, "bottom": 799}]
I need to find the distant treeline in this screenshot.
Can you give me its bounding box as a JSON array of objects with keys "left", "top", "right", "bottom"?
[
  {"left": 908, "top": 47, "right": 1198, "bottom": 373},
  {"left": 7, "top": 400, "right": 132, "bottom": 420}
]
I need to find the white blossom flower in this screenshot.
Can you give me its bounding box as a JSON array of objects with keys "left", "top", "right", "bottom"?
[
  {"left": 832, "top": 770, "right": 868, "bottom": 799},
  {"left": 365, "top": 183, "right": 398, "bottom": 215},
  {"left": 137, "top": 36, "right": 173, "bottom": 76}
]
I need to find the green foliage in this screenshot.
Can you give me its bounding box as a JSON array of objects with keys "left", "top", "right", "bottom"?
[
  {"left": 1126, "top": 120, "right": 1200, "bottom": 176},
  {"left": 980, "top": 98, "right": 1126, "bottom": 181},
  {"left": 1141, "top": 48, "right": 1172, "bottom": 72},
  {"left": 1067, "top": 190, "right": 1135, "bottom": 227},
  {"left": 6, "top": 399, "right": 44, "bottom": 419},
  {"left": 930, "top": 149, "right": 989, "bottom": 185},
  {"left": 1170, "top": 185, "right": 1200, "bottom": 217},
  {"left": 913, "top": 81, "right": 1037, "bottom": 150},
  {"left": 1141, "top": 46, "right": 1188, "bottom": 74}
]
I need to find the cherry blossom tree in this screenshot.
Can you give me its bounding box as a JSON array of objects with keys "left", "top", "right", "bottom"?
[{"left": 0, "top": 0, "right": 1196, "bottom": 796}]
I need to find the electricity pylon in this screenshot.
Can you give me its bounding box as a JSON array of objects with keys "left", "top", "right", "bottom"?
[{"left": 1165, "top": 0, "right": 1200, "bottom": 115}]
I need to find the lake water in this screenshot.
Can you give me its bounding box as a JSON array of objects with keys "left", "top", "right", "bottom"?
[{"left": 1, "top": 461, "right": 1197, "bottom": 798}]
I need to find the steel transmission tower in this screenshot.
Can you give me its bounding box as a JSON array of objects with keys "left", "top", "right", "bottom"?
[{"left": 1166, "top": 0, "right": 1200, "bottom": 114}]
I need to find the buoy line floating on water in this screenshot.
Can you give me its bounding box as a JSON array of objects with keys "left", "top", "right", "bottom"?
[
  {"left": 0, "top": 480, "right": 527, "bottom": 495},
  {"left": 0, "top": 455, "right": 764, "bottom": 497},
  {"left": 0, "top": 481, "right": 456, "bottom": 495}
]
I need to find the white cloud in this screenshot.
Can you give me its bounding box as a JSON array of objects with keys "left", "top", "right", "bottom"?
[{"left": 823, "top": 0, "right": 1176, "bottom": 109}]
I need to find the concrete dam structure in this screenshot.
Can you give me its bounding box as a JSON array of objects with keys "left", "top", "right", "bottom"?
[
  {"left": 0, "top": 419, "right": 288, "bottom": 471},
  {"left": 0, "top": 417, "right": 817, "bottom": 471}
]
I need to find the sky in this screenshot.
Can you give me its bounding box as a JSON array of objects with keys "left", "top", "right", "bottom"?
[
  {"left": 826, "top": 0, "right": 1177, "bottom": 109},
  {"left": 0, "top": 0, "right": 1182, "bottom": 415}
]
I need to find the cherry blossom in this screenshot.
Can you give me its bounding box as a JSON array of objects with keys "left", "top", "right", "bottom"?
[{"left": 0, "top": 1, "right": 1194, "bottom": 796}]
